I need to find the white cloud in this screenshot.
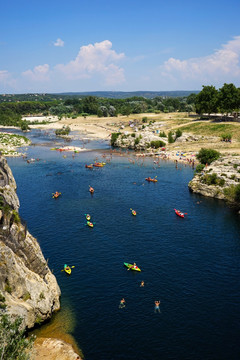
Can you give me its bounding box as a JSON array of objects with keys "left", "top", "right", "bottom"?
[
  {"left": 54, "top": 38, "right": 64, "bottom": 47},
  {"left": 55, "top": 40, "right": 125, "bottom": 84},
  {"left": 160, "top": 36, "right": 240, "bottom": 87},
  {"left": 0, "top": 70, "right": 17, "bottom": 90},
  {"left": 22, "top": 64, "right": 50, "bottom": 82},
  {"left": 0, "top": 70, "right": 10, "bottom": 81}
]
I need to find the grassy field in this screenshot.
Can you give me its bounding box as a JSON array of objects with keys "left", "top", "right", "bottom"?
[{"left": 175, "top": 121, "right": 240, "bottom": 140}]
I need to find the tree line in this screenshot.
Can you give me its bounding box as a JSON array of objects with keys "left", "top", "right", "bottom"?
[{"left": 195, "top": 83, "right": 240, "bottom": 116}]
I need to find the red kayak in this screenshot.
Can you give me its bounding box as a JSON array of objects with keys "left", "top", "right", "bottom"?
[{"left": 174, "top": 209, "right": 184, "bottom": 218}]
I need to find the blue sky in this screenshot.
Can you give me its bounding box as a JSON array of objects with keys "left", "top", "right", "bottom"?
[{"left": 0, "top": 0, "right": 240, "bottom": 93}]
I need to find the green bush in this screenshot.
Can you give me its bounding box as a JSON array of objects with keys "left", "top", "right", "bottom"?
[
  {"left": 221, "top": 133, "right": 232, "bottom": 141},
  {"left": 159, "top": 131, "right": 167, "bottom": 137},
  {"left": 142, "top": 117, "right": 148, "bottom": 123},
  {"left": 22, "top": 292, "right": 31, "bottom": 301},
  {"left": 196, "top": 148, "right": 220, "bottom": 164},
  {"left": 175, "top": 129, "right": 182, "bottom": 138},
  {"left": 110, "top": 133, "right": 121, "bottom": 146},
  {"left": 134, "top": 137, "right": 140, "bottom": 145},
  {"left": 0, "top": 293, "right": 6, "bottom": 310},
  {"left": 168, "top": 131, "right": 175, "bottom": 143},
  {"left": 4, "top": 280, "right": 12, "bottom": 294},
  {"left": 0, "top": 314, "right": 34, "bottom": 359},
  {"left": 234, "top": 184, "right": 240, "bottom": 202},
  {"left": 55, "top": 126, "right": 70, "bottom": 136},
  {"left": 224, "top": 184, "right": 240, "bottom": 203},
  {"left": 150, "top": 140, "right": 166, "bottom": 149},
  {"left": 233, "top": 164, "right": 238, "bottom": 169},
  {"left": 195, "top": 164, "right": 205, "bottom": 173},
  {"left": 201, "top": 173, "right": 225, "bottom": 186},
  {"left": 131, "top": 133, "right": 136, "bottom": 137},
  {"left": 12, "top": 210, "right": 20, "bottom": 224},
  {"left": 20, "top": 121, "right": 30, "bottom": 131}
]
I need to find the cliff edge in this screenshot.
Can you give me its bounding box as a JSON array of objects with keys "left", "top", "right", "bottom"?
[{"left": 0, "top": 154, "right": 61, "bottom": 329}]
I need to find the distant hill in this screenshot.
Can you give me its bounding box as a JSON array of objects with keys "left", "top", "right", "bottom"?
[
  {"left": 56, "top": 91, "right": 199, "bottom": 99},
  {"left": 0, "top": 90, "right": 199, "bottom": 102}
]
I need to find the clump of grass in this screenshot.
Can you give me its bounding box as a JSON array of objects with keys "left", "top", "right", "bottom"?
[{"left": 22, "top": 292, "right": 31, "bottom": 301}]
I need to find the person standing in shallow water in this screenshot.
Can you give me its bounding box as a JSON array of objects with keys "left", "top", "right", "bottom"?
[{"left": 154, "top": 300, "right": 161, "bottom": 313}]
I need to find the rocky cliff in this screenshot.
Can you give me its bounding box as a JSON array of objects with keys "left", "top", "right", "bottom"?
[
  {"left": 0, "top": 154, "right": 61, "bottom": 329},
  {"left": 188, "top": 155, "right": 240, "bottom": 206}
]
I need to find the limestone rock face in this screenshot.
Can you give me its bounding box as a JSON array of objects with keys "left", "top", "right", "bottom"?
[
  {"left": 0, "top": 154, "right": 61, "bottom": 329},
  {"left": 188, "top": 156, "right": 240, "bottom": 202}
]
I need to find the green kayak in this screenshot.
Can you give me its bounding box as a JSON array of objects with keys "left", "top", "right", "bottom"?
[{"left": 124, "top": 262, "right": 141, "bottom": 272}]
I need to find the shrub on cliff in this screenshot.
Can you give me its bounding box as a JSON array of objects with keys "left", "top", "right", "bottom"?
[
  {"left": 202, "top": 173, "right": 225, "bottom": 186},
  {"left": 110, "top": 133, "right": 121, "bottom": 146},
  {"left": 0, "top": 314, "right": 35, "bottom": 359},
  {"left": 196, "top": 148, "right": 220, "bottom": 164},
  {"left": 224, "top": 184, "right": 240, "bottom": 204},
  {"left": 195, "top": 164, "right": 205, "bottom": 173}
]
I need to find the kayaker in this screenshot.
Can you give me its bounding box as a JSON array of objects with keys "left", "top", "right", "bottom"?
[
  {"left": 154, "top": 300, "right": 161, "bottom": 313},
  {"left": 140, "top": 281, "right": 144, "bottom": 287},
  {"left": 131, "top": 263, "right": 137, "bottom": 269}
]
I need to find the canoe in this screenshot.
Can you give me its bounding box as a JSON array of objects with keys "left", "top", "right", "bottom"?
[
  {"left": 145, "top": 177, "right": 158, "bottom": 182},
  {"left": 86, "top": 214, "right": 91, "bottom": 221},
  {"left": 174, "top": 208, "right": 184, "bottom": 218},
  {"left": 87, "top": 221, "right": 94, "bottom": 228},
  {"left": 124, "top": 262, "right": 141, "bottom": 272},
  {"left": 64, "top": 265, "right": 71, "bottom": 275}
]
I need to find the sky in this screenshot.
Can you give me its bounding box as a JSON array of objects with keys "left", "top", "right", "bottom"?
[{"left": 0, "top": 0, "right": 240, "bottom": 93}]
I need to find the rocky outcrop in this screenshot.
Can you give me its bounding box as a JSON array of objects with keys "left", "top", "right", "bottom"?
[
  {"left": 188, "top": 155, "right": 240, "bottom": 203},
  {"left": 31, "top": 338, "right": 82, "bottom": 360},
  {"left": 0, "top": 154, "right": 61, "bottom": 329}
]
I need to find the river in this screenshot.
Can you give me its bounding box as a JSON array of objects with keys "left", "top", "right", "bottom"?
[{"left": 6, "top": 129, "right": 240, "bottom": 360}]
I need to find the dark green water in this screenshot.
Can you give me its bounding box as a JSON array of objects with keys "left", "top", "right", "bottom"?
[{"left": 6, "top": 130, "right": 240, "bottom": 360}]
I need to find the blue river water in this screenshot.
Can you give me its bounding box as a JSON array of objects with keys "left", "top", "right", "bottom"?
[{"left": 5, "top": 129, "right": 240, "bottom": 360}]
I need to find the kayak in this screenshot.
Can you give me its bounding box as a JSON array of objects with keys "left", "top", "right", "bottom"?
[
  {"left": 86, "top": 214, "right": 91, "bottom": 221},
  {"left": 87, "top": 221, "right": 94, "bottom": 228},
  {"left": 93, "top": 163, "right": 104, "bottom": 167},
  {"left": 52, "top": 192, "right": 61, "bottom": 198},
  {"left": 124, "top": 262, "right": 141, "bottom": 272},
  {"left": 85, "top": 164, "right": 93, "bottom": 169},
  {"left": 131, "top": 210, "right": 137, "bottom": 216},
  {"left": 145, "top": 177, "right": 158, "bottom": 182},
  {"left": 64, "top": 265, "right": 71, "bottom": 275},
  {"left": 174, "top": 208, "right": 184, "bottom": 218}
]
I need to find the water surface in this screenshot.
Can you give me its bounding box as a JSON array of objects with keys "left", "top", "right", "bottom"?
[{"left": 7, "top": 131, "right": 240, "bottom": 360}]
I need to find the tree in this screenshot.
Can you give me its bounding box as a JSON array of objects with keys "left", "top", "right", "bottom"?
[
  {"left": 108, "top": 105, "right": 116, "bottom": 117},
  {"left": 168, "top": 131, "right": 175, "bottom": 143},
  {"left": 217, "top": 83, "right": 240, "bottom": 114},
  {"left": 0, "top": 314, "right": 34, "bottom": 360},
  {"left": 196, "top": 148, "right": 220, "bottom": 164},
  {"left": 195, "top": 85, "right": 218, "bottom": 115}
]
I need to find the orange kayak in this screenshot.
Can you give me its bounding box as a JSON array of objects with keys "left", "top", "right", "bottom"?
[{"left": 145, "top": 177, "right": 158, "bottom": 182}]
